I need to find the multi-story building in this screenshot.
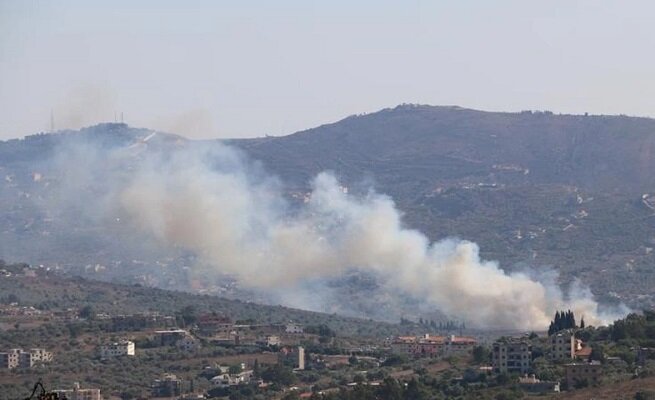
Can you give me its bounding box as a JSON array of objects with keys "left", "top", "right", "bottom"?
[
  {"left": 0, "top": 349, "right": 20, "bottom": 369},
  {"left": 564, "top": 361, "right": 602, "bottom": 388},
  {"left": 549, "top": 330, "right": 579, "bottom": 361},
  {"left": 197, "top": 314, "right": 234, "bottom": 336},
  {"left": 492, "top": 338, "right": 532, "bottom": 374},
  {"left": 391, "top": 334, "right": 445, "bottom": 358},
  {"left": 152, "top": 374, "right": 183, "bottom": 397},
  {"left": 54, "top": 382, "right": 101, "bottom": 400},
  {"left": 99, "top": 340, "right": 135, "bottom": 359},
  {"left": 0, "top": 348, "right": 52, "bottom": 369}
]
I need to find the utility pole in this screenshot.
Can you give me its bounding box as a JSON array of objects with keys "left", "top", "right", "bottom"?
[{"left": 50, "top": 109, "right": 55, "bottom": 132}]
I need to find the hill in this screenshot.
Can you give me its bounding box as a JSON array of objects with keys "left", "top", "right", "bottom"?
[
  {"left": 0, "top": 261, "right": 403, "bottom": 338},
  {"left": 231, "top": 105, "right": 655, "bottom": 310}
]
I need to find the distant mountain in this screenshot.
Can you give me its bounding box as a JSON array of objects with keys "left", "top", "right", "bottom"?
[
  {"left": 1, "top": 106, "right": 654, "bottom": 317},
  {"left": 234, "top": 105, "right": 655, "bottom": 194}
]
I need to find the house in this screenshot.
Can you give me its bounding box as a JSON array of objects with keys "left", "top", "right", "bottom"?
[
  {"left": 492, "top": 338, "right": 532, "bottom": 374},
  {"left": 156, "top": 329, "right": 189, "bottom": 346},
  {"left": 636, "top": 347, "right": 655, "bottom": 366},
  {"left": 574, "top": 344, "right": 592, "bottom": 361},
  {"left": 518, "top": 374, "right": 560, "bottom": 393},
  {"left": 565, "top": 361, "right": 602, "bottom": 389},
  {"left": 257, "top": 335, "right": 281, "bottom": 347},
  {"left": 54, "top": 383, "right": 101, "bottom": 400},
  {"left": 285, "top": 323, "right": 304, "bottom": 334},
  {"left": 152, "top": 373, "right": 183, "bottom": 397},
  {"left": 99, "top": 340, "right": 135, "bottom": 359},
  {"left": 177, "top": 335, "right": 201, "bottom": 352},
  {"left": 210, "top": 370, "right": 254, "bottom": 388}
]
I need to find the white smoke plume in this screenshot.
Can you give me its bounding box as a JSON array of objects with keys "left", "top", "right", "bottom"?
[{"left": 108, "top": 140, "right": 624, "bottom": 330}]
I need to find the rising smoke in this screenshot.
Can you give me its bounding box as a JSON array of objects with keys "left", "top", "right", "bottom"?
[
  {"left": 45, "top": 130, "right": 626, "bottom": 330},
  {"left": 112, "top": 139, "right": 626, "bottom": 330}
]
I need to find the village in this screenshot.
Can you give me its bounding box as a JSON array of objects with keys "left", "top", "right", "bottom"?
[{"left": 2, "top": 294, "right": 655, "bottom": 400}]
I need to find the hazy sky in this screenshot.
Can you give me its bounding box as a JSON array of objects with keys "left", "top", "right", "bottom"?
[{"left": 1, "top": 1, "right": 654, "bottom": 140}]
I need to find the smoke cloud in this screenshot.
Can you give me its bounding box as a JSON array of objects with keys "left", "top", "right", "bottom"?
[{"left": 99, "top": 139, "right": 624, "bottom": 330}]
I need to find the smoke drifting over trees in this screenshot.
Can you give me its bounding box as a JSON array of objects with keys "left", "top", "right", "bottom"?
[{"left": 43, "top": 132, "right": 626, "bottom": 330}]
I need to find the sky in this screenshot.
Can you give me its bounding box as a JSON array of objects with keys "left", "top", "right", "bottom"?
[{"left": 1, "top": 0, "right": 654, "bottom": 140}]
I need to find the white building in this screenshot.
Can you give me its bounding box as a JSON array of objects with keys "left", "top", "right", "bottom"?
[
  {"left": 100, "top": 340, "right": 135, "bottom": 359},
  {"left": 210, "top": 370, "right": 254, "bottom": 388},
  {"left": 285, "top": 323, "right": 304, "bottom": 334}
]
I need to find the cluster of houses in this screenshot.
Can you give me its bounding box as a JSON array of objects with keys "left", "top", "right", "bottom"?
[
  {"left": 0, "top": 303, "right": 48, "bottom": 317},
  {"left": 150, "top": 346, "right": 306, "bottom": 397},
  {"left": 491, "top": 329, "right": 602, "bottom": 391},
  {"left": 0, "top": 347, "right": 53, "bottom": 369},
  {"left": 97, "top": 318, "right": 307, "bottom": 361},
  {"left": 386, "top": 328, "right": 607, "bottom": 392}
]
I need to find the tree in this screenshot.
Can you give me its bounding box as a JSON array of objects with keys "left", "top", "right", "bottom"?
[
  {"left": 379, "top": 377, "right": 403, "bottom": 400},
  {"left": 253, "top": 359, "right": 261, "bottom": 379},
  {"left": 403, "top": 378, "right": 425, "bottom": 400},
  {"left": 228, "top": 364, "right": 243, "bottom": 374},
  {"left": 472, "top": 345, "right": 490, "bottom": 364},
  {"left": 179, "top": 305, "right": 198, "bottom": 327},
  {"left": 261, "top": 366, "right": 297, "bottom": 386},
  {"left": 548, "top": 309, "right": 576, "bottom": 335},
  {"left": 79, "top": 305, "right": 96, "bottom": 320}
]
